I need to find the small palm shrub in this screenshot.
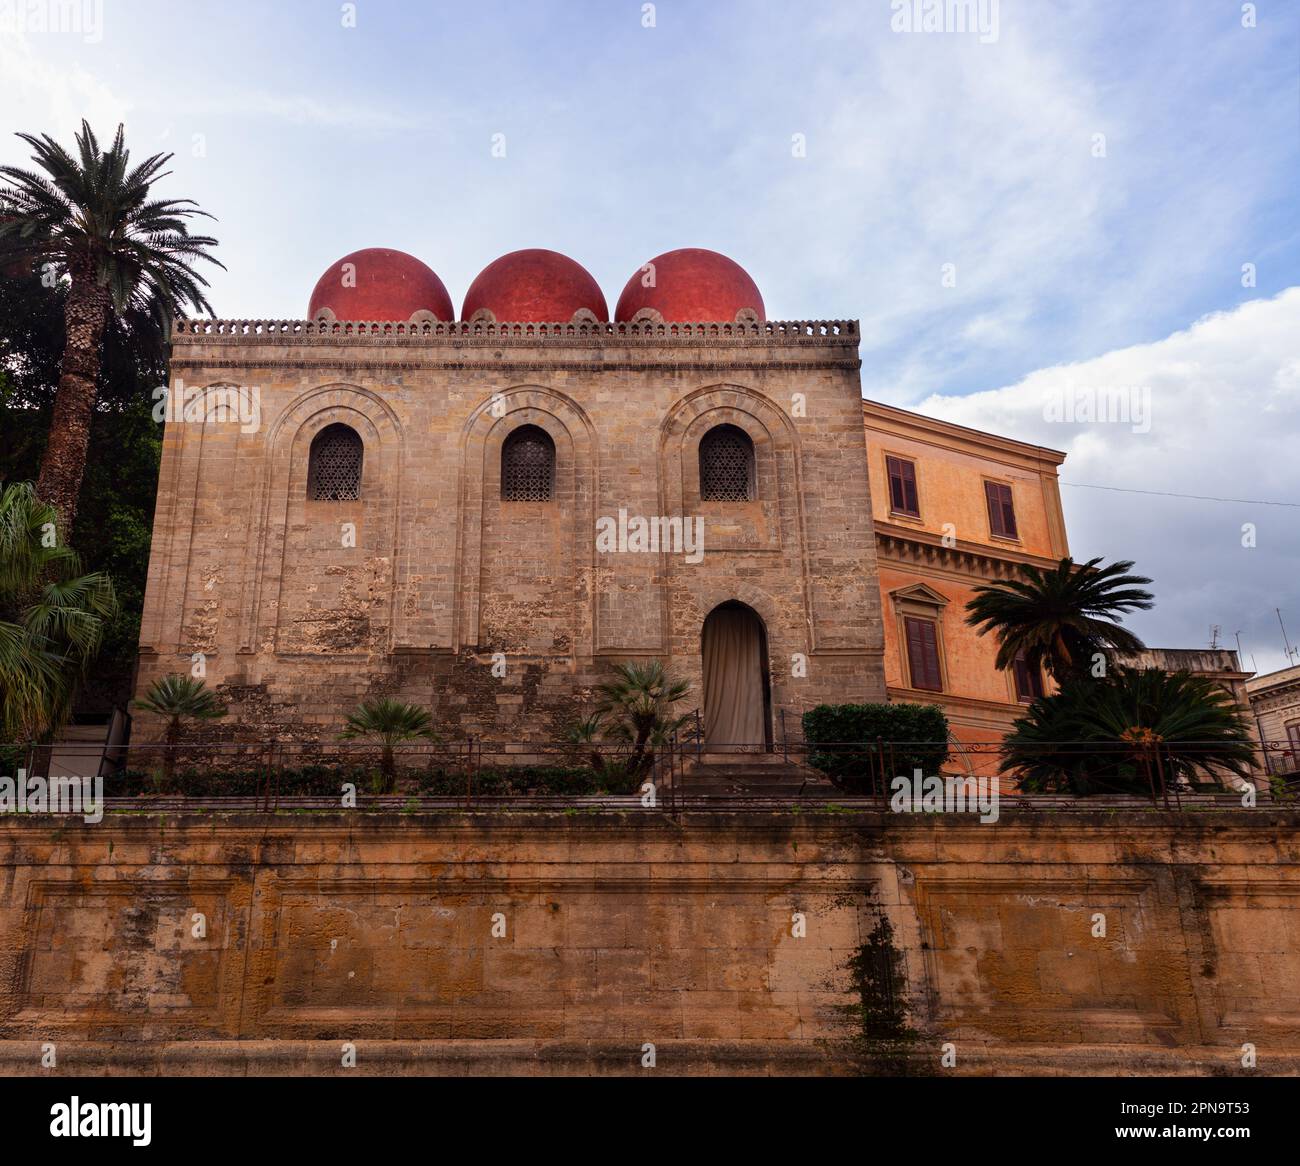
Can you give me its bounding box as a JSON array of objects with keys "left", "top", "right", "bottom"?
[
  {"left": 339, "top": 698, "right": 438, "bottom": 792},
  {"left": 593, "top": 661, "right": 691, "bottom": 778},
  {"left": 132, "top": 673, "right": 227, "bottom": 790},
  {"left": 1000, "top": 667, "right": 1256, "bottom": 797}
]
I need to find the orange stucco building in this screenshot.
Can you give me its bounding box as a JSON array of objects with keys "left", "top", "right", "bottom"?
[{"left": 863, "top": 399, "right": 1069, "bottom": 759}]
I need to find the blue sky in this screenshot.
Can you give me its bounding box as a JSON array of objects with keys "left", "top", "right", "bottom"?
[{"left": 2, "top": 0, "right": 1298, "bottom": 670}]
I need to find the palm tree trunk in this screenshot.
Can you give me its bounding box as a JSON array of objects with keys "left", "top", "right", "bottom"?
[
  {"left": 163, "top": 720, "right": 180, "bottom": 793},
  {"left": 36, "top": 272, "right": 110, "bottom": 534}
]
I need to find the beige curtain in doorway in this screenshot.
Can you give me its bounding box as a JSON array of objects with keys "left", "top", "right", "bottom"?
[{"left": 702, "top": 605, "right": 766, "bottom": 748}]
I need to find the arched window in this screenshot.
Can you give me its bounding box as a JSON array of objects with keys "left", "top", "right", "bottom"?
[
  {"left": 501, "top": 424, "right": 555, "bottom": 502},
  {"left": 699, "top": 424, "right": 754, "bottom": 502},
  {"left": 307, "top": 423, "right": 363, "bottom": 500}
]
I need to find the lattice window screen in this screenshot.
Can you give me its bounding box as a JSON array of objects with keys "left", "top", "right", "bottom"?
[
  {"left": 308, "top": 424, "right": 363, "bottom": 501},
  {"left": 502, "top": 426, "right": 555, "bottom": 501},
  {"left": 699, "top": 426, "right": 754, "bottom": 501}
]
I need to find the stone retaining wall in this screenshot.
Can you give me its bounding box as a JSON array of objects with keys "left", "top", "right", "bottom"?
[{"left": 1, "top": 808, "right": 1297, "bottom": 1075}]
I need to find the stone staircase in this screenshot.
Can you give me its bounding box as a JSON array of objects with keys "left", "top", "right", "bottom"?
[
  {"left": 675, "top": 749, "right": 832, "bottom": 797},
  {"left": 45, "top": 722, "right": 110, "bottom": 779}
]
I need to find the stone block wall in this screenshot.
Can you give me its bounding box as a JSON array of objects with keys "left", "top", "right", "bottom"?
[
  {"left": 137, "top": 321, "right": 885, "bottom": 747},
  {"left": 1, "top": 809, "right": 1297, "bottom": 1075}
]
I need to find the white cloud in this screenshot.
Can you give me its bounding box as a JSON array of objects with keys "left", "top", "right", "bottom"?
[
  {"left": 0, "top": 29, "right": 129, "bottom": 140},
  {"left": 915, "top": 287, "right": 1300, "bottom": 675},
  {"left": 160, "top": 92, "right": 434, "bottom": 132}
]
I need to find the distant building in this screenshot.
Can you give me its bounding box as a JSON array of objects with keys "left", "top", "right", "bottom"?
[
  {"left": 1126, "top": 648, "right": 1255, "bottom": 713},
  {"left": 1246, "top": 663, "right": 1300, "bottom": 776}
]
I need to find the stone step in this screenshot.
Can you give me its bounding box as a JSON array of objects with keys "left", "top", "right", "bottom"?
[
  {"left": 677, "top": 764, "right": 834, "bottom": 796},
  {"left": 684, "top": 761, "right": 808, "bottom": 779},
  {"left": 686, "top": 750, "right": 796, "bottom": 767}
]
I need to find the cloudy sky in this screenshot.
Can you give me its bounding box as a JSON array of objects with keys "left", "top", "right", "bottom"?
[{"left": 2, "top": 0, "right": 1297, "bottom": 670}]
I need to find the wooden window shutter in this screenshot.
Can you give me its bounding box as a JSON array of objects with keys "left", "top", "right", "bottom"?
[
  {"left": 886, "top": 456, "right": 920, "bottom": 517},
  {"left": 985, "top": 481, "right": 1018, "bottom": 538},
  {"left": 904, "top": 616, "right": 943, "bottom": 692}
]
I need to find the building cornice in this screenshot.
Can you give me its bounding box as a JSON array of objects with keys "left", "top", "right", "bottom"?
[
  {"left": 169, "top": 356, "right": 862, "bottom": 374},
  {"left": 1246, "top": 665, "right": 1300, "bottom": 697},
  {"left": 863, "top": 397, "right": 1066, "bottom": 468},
  {"left": 169, "top": 318, "right": 865, "bottom": 373},
  {"left": 173, "top": 317, "right": 860, "bottom": 348},
  {"left": 874, "top": 520, "right": 1062, "bottom": 580}
]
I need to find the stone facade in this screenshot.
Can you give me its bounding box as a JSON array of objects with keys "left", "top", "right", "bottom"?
[
  {"left": 137, "top": 319, "right": 885, "bottom": 747},
  {"left": 2, "top": 808, "right": 1297, "bottom": 1076}
]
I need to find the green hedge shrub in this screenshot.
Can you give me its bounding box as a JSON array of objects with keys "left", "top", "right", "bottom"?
[
  {"left": 419, "top": 764, "right": 639, "bottom": 797},
  {"left": 101, "top": 762, "right": 640, "bottom": 798},
  {"left": 802, "top": 703, "right": 950, "bottom": 794},
  {"left": 107, "top": 765, "right": 364, "bottom": 797}
]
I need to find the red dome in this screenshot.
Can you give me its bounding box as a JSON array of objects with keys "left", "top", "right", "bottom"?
[
  {"left": 614, "top": 248, "right": 765, "bottom": 322},
  {"left": 308, "top": 248, "right": 454, "bottom": 322},
  {"left": 461, "top": 249, "right": 608, "bottom": 323}
]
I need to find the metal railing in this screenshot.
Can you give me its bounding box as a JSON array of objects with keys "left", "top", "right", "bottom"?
[{"left": 1, "top": 736, "right": 1296, "bottom": 814}]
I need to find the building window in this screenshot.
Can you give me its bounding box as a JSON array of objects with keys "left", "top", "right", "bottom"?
[
  {"left": 1288, "top": 723, "right": 1300, "bottom": 752},
  {"left": 307, "top": 423, "right": 363, "bottom": 500},
  {"left": 501, "top": 424, "right": 555, "bottom": 502},
  {"left": 1013, "top": 653, "right": 1045, "bottom": 702},
  {"left": 904, "top": 616, "right": 943, "bottom": 692},
  {"left": 699, "top": 424, "right": 754, "bottom": 502},
  {"left": 985, "top": 480, "right": 1018, "bottom": 539},
  {"left": 885, "top": 455, "right": 920, "bottom": 517}
]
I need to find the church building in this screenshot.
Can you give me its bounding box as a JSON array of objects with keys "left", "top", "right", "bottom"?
[{"left": 138, "top": 245, "right": 1070, "bottom": 752}]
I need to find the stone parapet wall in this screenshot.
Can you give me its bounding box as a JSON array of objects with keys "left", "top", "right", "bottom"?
[{"left": 1, "top": 809, "right": 1297, "bottom": 1075}]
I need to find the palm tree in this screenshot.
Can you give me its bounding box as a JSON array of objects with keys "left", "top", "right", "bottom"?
[
  {"left": 0, "top": 121, "right": 223, "bottom": 531},
  {"left": 0, "top": 481, "right": 117, "bottom": 743},
  {"left": 564, "top": 712, "right": 609, "bottom": 777},
  {"left": 1001, "top": 667, "right": 1256, "bottom": 798},
  {"left": 339, "top": 698, "right": 438, "bottom": 793},
  {"left": 132, "top": 673, "right": 227, "bottom": 791},
  {"left": 965, "top": 556, "right": 1154, "bottom": 681},
  {"left": 596, "top": 661, "right": 691, "bottom": 778}
]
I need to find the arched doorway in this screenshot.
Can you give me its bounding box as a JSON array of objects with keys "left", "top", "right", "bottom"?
[{"left": 701, "top": 601, "right": 772, "bottom": 750}]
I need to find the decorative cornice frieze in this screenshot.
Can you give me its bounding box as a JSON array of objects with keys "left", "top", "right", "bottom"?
[
  {"left": 874, "top": 521, "right": 1061, "bottom": 580},
  {"left": 174, "top": 317, "right": 860, "bottom": 347},
  {"left": 169, "top": 356, "right": 862, "bottom": 374}
]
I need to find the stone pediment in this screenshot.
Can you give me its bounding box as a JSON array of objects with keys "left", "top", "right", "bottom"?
[{"left": 889, "top": 582, "right": 950, "bottom": 611}]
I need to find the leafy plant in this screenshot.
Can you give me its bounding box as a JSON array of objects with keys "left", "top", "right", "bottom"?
[
  {"left": 965, "top": 556, "right": 1154, "bottom": 681},
  {"left": 0, "top": 481, "right": 117, "bottom": 742},
  {"left": 1000, "top": 667, "right": 1257, "bottom": 797},
  {"left": 802, "top": 702, "right": 950, "bottom": 794},
  {"left": 0, "top": 120, "right": 222, "bottom": 529},
  {"left": 419, "top": 764, "right": 638, "bottom": 798},
  {"left": 132, "top": 673, "right": 227, "bottom": 791},
  {"left": 564, "top": 712, "right": 609, "bottom": 775},
  {"left": 594, "top": 660, "right": 691, "bottom": 778},
  {"left": 339, "top": 698, "right": 438, "bottom": 792},
  {"left": 1269, "top": 773, "right": 1298, "bottom": 804}
]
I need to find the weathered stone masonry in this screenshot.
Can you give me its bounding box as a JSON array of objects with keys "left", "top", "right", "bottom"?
[
  {"left": 1, "top": 810, "right": 1297, "bottom": 1076},
  {"left": 138, "top": 319, "right": 886, "bottom": 744}
]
